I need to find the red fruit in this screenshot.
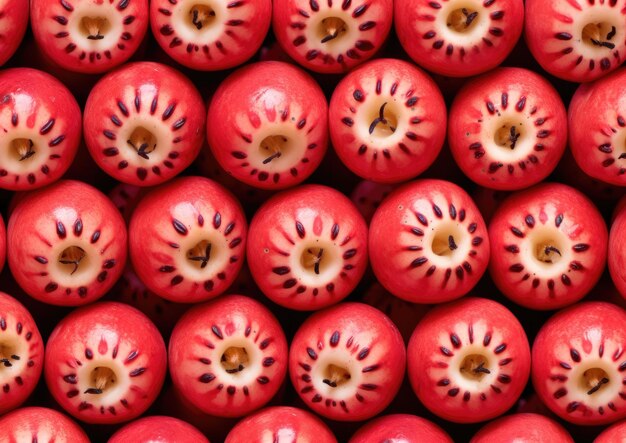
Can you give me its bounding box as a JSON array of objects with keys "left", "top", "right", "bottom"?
[
  {"left": 0, "top": 407, "right": 89, "bottom": 442},
  {"left": 0, "top": 213, "right": 5, "bottom": 272},
  {"left": 30, "top": 0, "right": 149, "bottom": 74},
  {"left": 349, "top": 414, "right": 453, "bottom": 443},
  {"left": 610, "top": 197, "right": 626, "bottom": 301},
  {"left": 247, "top": 185, "right": 368, "bottom": 311},
  {"left": 596, "top": 419, "right": 626, "bottom": 442},
  {"left": 489, "top": 183, "right": 607, "bottom": 310},
  {"left": 207, "top": 61, "right": 328, "bottom": 190},
  {"left": 84, "top": 61, "right": 205, "bottom": 186},
  {"left": 329, "top": 58, "right": 447, "bottom": 183},
  {"left": 129, "top": 176, "right": 247, "bottom": 303},
  {"left": 44, "top": 302, "right": 167, "bottom": 424},
  {"left": 525, "top": 0, "right": 626, "bottom": 82},
  {"left": 272, "top": 0, "right": 393, "bottom": 74},
  {"left": 350, "top": 180, "right": 397, "bottom": 224},
  {"left": 150, "top": 0, "right": 271, "bottom": 71},
  {"left": 569, "top": 68, "right": 626, "bottom": 187},
  {"left": 225, "top": 406, "right": 337, "bottom": 442},
  {"left": 369, "top": 179, "right": 490, "bottom": 304},
  {"left": 169, "top": 295, "right": 288, "bottom": 418},
  {"left": 448, "top": 67, "right": 567, "bottom": 190},
  {"left": 109, "top": 416, "right": 209, "bottom": 443},
  {"left": 0, "top": 0, "right": 29, "bottom": 66},
  {"left": 407, "top": 297, "right": 531, "bottom": 423},
  {"left": 0, "top": 292, "right": 44, "bottom": 415},
  {"left": 395, "top": 0, "right": 524, "bottom": 77},
  {"left": 7, "top": 180, "right": 127, "bottom": 306},
  {"left": 532, "top": 302, "right": 626, "bottom": 426},
  {"left": 470, "top": 413, "right": 573, "bottom": 442},
  {"left": 0, "top": 68, "right": 82, "bottom": 191},
  {"left": 289, "top": 302, "right": 405, "bottom": 421}
]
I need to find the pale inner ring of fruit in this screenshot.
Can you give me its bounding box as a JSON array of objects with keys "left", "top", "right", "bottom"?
[
  {"left": 311, "top": 350, "right": 361, "bottom": 398},
  {"left": 425, "top": 221, "right": 469, "bottom": 267},
  {"left": 358, "top": 100, "right": 403, "bottom": 144},
  {"left": 249, "top": 125, "right": 307, "bottom": 170},
  {"left": 172, "top": 0, "right": 225, "bottom": 42},
  {"left": 484, "top": 110, "right": 533, "bottom": 162},
  {"left": 50, "top": 241, "right": 99, "bottom": 287},
  {"left": 118, "top": 116, "right": 172, "bottom": 165},
  {"left": 523, "top": 227, "right": 570, "bottom": 275},
  {"left": 0, "top": 132, "right": 49, "bottom": 173},
  {"left": 570, "top": 10, "right": 623, "bottom": 58},
  {"left": 69, "top": 5, "right": 122, "bottom": 50},
  {"left": 0, "top": 338, "right": 25, "bottom": 378},
  {"left": 175, "top": 231, "right": 230, "bottom": 280},
  {"left": 306, "top": 11, "right": 357, "bottom": 53},
  {"left": 437, "top": 0, "right": 489, "bottom": 44},
  {"left": 78, "top": 361, "right": 127, "bottom": 405},
  {"left": 446, "top": 344, "right": 496, "bottom": 390},
  {"left": 565, "top": 359, "right": 619, "bottom": 406},
  {"left": 291, "top": 239, "right": 342, "bottom": 287},
  {"left": 214, "top": 339, "right": 261, "bottom": 385}
]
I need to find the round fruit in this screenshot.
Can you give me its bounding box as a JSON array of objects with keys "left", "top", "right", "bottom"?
[
  {"left": 247, "top": 184, "right": 368, "bottom": 311},
  {"left": 289, "top": 302, "right": 405, "bottom": 421},
  {"left": 470, "top": 413, "right": 573, "bottom": 442},
  {"left": 129, "top": 176, "right": 247, "bottom": 303},
  {"left": 150, "top": 0, "right": 271, "bottom": 71},
  {"left": 84, "top": 61, "right": 205, "bottom": 186},
  {"left": 0, "top": 213, "right": 5, "bottom": 272},
  {"left": 448, "top": 67, "right": 567, "bottom": 191},
  {"left": 329, "top": 58, "right": 447, "bottom": 183},
  {"left": 407, "top": 297, "right": 531, "bottom": 423},
  {"left": 7, "top": 180, "right": 127, "bottom": 306},
  {"left": 369, "top": 179, "right": 490, "bottom": 304},
  {"left": 596, "top": 419, "right": 626, "bottom": 442},
  {"left": 532, "top": 302, "right": 626, "bottom": 426},
  {"left": 225, "top": 406, "right": 337, "bottom": 443},
  {"left": 0, "top": 0, "right": 29, "bottom": 66},
  {"left": 0, "top": 68, "right": 82, "bottom": 191},
  {"left": 169, "top": 295, "right": 288, "bottom": 418},
  {"left": 206, "top": 61, "right": 328, "bottom": 190},
  {"left": 109, "top": 415, "right": 209, "bottom": 443},
  {"left": 489, "top": 182, "right": 607, "bottom": 310},
  {"left": 349, "top": 414, "right": 453, "bottom": 443},
  {"left": 0, "top": 407, "right": 89, "bottom": 442},
  {"left": 44, "top": 302, "right": 167, "bottom": 424},
  {"left": 610, "top": 196, "right": 626, "bottom": 300}
]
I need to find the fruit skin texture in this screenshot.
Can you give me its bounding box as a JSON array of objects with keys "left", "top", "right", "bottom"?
[
  {"left": 349, "top": 414, "right": 453, "bottom": 443},
  {"left": 448, "top": 67, "right": 567, "bottom": 191},
  {"left": 109, "top": 415, "right": 209, "bottom": 443},
  {"left": 150, "top": 0, "right": 271, "bottom": 71},
  {"left": 289, "top": 302, "right": 406, "bottom": 421},
  {"left": 7, "top": 180, "right": 127, "bottom": 306},
  {"left": 525, "top": 0, "right": 626, "bottom": 83},
  {"left": 0, "top": 292, "right": 44, "bottom": 415},
  {"left": 272, "top": 0, "right": 393, "bottom": 74},
  {"left": 470, "top": 413, "right": 574, "bottom": 442},
  {"left": 0, "top": 0, "right": 29, "bottom": 66},
  {"left": 369, "top": 179, "right": 490, "bottom": 304},
  {"left": 169, "top": 295, "right": 288, "bottom": 418},
  {"left": 489, "top": 182, "right": 607, "bottom": 310},
  {"left": 0, "top": 407, "right": 89, "bottom": 442},
  {"left": 609, "top": 195, "right": 626, "bottom": 300},
  {"left": 207, "top": 61, "right": 328, "bottom": 190},
  {"left": 0, "top": 213, "right": 5, "bottom": 272},
  {"left": 595, "top": 419, "right": 626, "bottom": 442},
  {"left": 569, "top": 68, "right": 626, "bottom": 187},
  {"left": 395, "top": 0, "right": 524, "bottom": 77},
  {"left": 0, "top": 68, "right": 82, "bottom": 191},
  {"left": 30, "top": 0, "right": 149, "bottom": 74},
  {"left": 329, "top": 58, "right": 447, "bottom": 183},
  {"left": 44, "top": 302, "right": 167, "bottom": 424},
  {"left": 129, "top": 176, "right": 247, "bottom": 303},
  {"left": 225, "top": 406, "right": 337, "bottom": 443},
  {"left": 532, "top": 302, "right": 626, "bottom": 426},
  {"left": 407, "top": 297, "right": 531, "bottom": 424},
  {"left": 247, "top": 184, "right": 368, "bottom": 311}
]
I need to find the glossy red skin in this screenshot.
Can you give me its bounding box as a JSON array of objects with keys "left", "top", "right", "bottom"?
[
  {"left": 595, "top": 419, "right": 626, "bottom": 442},
  {"left": 247, "top": 184, "right": 368, "bottom": 310},
  {"left": 449, "top": 68, "right": 567, "bottom": 190},
  {"left": 169, "top": 295, "right": 288, "bottom": 418},
  {"left": 349, "top": 414, "right": 452, "bottom": 443},
  {"left": 289, "top": 302, "right": 406, "bottom": 421},
  {"left": 489, "top": 183, "right": 608, "bottom": 310},
  {"left": 0, "top": 68, "right": 82, "bottom": 191},
  {"left": 532, "top": 302, "right": 626, "bottom": 425},
  {"left": 109, "top": 415, "right": 209, "bottom": 443},
  {"left": 609, "top": 196, "right": 626, "bottom": 300},
  {"left": 207, "top": 61, "right": 328, "bottom": 190},
  {"left": 44, "top": 302, "right": 167, "bottom": 424},
  {"left": 0, "top": 407, "right": 89, "bottom": 442},
  {"left": 569, "top": 69, "right": 626, "bottom": 186},
  {"left": 30, "top": 0, "right": 149, "bottom": 74},
  {"left": 395, "top": 0, "right": 524, "bottom": 77},
  {"left": 0, "top": 213, "right": 5, "bottom": 272},
  {"left": 84, "top": 61, "right": 205, "bottom": 186},
  {"left": 369, "top": 179, "right": 490, "bottom": 304},
  {"left": 225, "top": 406, "right": 337, "bottom": 443},
  {"left": 407, "top": 297, "right": 531, "bottom": 423},
  {"left": 150, "top": 0, "right": 271, "bottom": 71},
  {"left": 525, "top": 0, "right": 626, "bottom": 82},
  {"left": 470, "top": 413, "right": 574, "bottom": 442},
  {"left": 0, "top": 0, "right": 29, "bottom": 66},
  {"left": 7, "top": 180, "right": 127, "bottom": 306},
  {"left": 272, "top": 0, "right": 393, "bottom": 74},
  {"left": 329, "top": 58, "right": 447, "bottom": 183},
  {"left": 129, "top": 176, "right": 247, "bottom": 303},
  {"left": 0, "top": 292, "right": 44, "bottom": 415}
]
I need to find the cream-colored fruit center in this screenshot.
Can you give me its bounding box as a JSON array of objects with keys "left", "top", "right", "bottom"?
[
  {"left": 582, "top": 22, "right": 617, "bottom": 50},
  {"left": 127, "top": 126, "right": 157, "bottom": 159},
  {"left": 494, "top": 121, "right": 525, "bottom": 151},
  {"left": 367, "top": 102, "right": 399, "bottom": 138},
  {"left": 11, "top": 138, "right": 36, "bottom": 162},
  {"left": 581, "top": 367, "right": 610, "bottom": 396},
  {"left": 85, "top": 366, "right": 117, "bottom": 394},
  {"left": 322, "top": 363, "right": 351, "bottom": 388},
  {"left": 80, "top": 16, "right": 111, "bottom": 40},
  {"left": 58, "top": 245, "right": 89, "bottom": 276},
  {"left": 186, "top": 239, "right": 216, "bottom": 270},
  {"left": 187, "top": 4, "right": 217, "bottom": 30},
  {"left": 221, "top": 346, "right": 249, "bottom": 374},
  {"left": 447, "top": 7, "right": 480, "bottom": 33},
  {"left": 459, "top": 353, "right": 491, "bottom": 381},
  {"left": 318, "top": 17, "right": 348, "bottom": 44},
  {"left": 259, "top": 134, "right": 289, "bottom": 165}
]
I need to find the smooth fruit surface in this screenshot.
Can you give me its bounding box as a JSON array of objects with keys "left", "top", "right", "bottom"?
[
  {"left": 0, "top": 0, "right": 29, "bottom": 66},
  {"left": 470, "top": 413, "right": 573, "bottom": 442},
  {"left": 610, "top": 196, "right": 626, "bottom": 300},
  {"left": 349, "top": 414, "right": 453, "bottom": 443},
  {"left": 109, "top": 415, "right": 209, "bottom": 443},
  {"left": 0, "top": 407, "right": 89, "bottom": 442},
  {"left": 0, "top": 213, "right": 5, "bottom": 272}
]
